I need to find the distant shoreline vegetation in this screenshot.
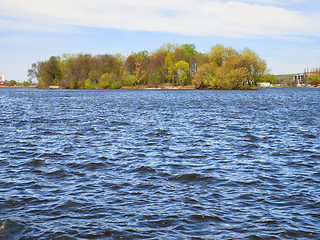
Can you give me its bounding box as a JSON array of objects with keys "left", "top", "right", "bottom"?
[{"left": 28, "top": 44, "right": 268, "bottom": 90}]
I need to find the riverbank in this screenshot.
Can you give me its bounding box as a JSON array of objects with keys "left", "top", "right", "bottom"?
[
  {"left": 2, "top": 83, "right": 319, "bottom": 90},
  {"left": 121, "top": 84, "right": 196, "bottom": 90},
  {"left": 0, "top": 85, "right": 37, "bottom": 88},
  {"left": 258, "top": 82, "right": 320, "bottom": 88}
]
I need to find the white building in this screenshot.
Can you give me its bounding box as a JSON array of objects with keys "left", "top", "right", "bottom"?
[
  {"left": 0, "top": 74, "right": 4, "bottom": 82},
  {"left": 292, "top": 73, "right": 306, "bottom": 84}
]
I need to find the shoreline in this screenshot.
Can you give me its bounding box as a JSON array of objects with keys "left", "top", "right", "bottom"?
[
  {"left": 0, "top": 85, "right": 37, "bottom": 88},
  {"left": 1, "top": 84, "right": 319, "bottom": 90}
]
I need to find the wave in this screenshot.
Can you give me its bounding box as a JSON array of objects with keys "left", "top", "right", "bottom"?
[{"left": 168, "top": 173, "right": 215, "bottom": 183}]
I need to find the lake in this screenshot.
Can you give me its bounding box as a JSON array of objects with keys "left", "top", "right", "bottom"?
[{"left": 0, "top": 88, "right": 319, "bottom": 239}]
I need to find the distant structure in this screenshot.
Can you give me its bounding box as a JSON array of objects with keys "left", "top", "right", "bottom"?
[
  {"left": 0, "top": 74, "right": 5, "bottom": 84},
  {"left": 293, "top": 67, "right": 320, "bottom": 85},
  {"left": 292, "top": 73, "right": 307, "bottom": 85}
]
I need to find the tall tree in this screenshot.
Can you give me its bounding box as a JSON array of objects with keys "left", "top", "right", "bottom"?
[
  {"left": 38, "top": 56, "right": 62, "bottom": 88},
  {"left": 164, "top": 52, "right": 176, "bottom": 84},
  {"left": 209, "top": 44, "right": 237, "bottom": 67},
  {"left": 146, "top": 51, "right": 167, "bottom": 85},
  {"left": 193, "top": 63, "right": 218, "bottom": 89},
  {"left": 28, "top": 61, "right": 44, "bottom": 83},
  {"left": 218, "top": 55, "right": 249, "bottom": 89},
  {"left": 63, "top": 54, "right": 93, "bottom": 88},
  {"left": 175, "top": 60, "right": 190, "bottom": 85},
  {"left": 239, "top": 48, "right": 267, "bottom": 86}
]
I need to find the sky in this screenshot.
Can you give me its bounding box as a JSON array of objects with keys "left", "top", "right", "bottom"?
[{"left": 1, "top": 0, "right": 320, "bottom": 81}]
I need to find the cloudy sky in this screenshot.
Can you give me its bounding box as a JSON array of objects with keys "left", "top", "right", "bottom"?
[{"left": 1, "top": 0, "right": 320, "bottom": 81}]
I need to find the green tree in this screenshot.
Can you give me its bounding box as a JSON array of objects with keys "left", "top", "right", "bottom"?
[
  {"left": 38, "top": 56, "right": 63, "bottom": 88},
  {"left": 181, "top": 44, "right": 197, "bottom": 58},
  {"left": 123, "top": 74, "right": 139, "bottom": 86},
  {"left": 164, "top": 52, "right": 176, "bottom": 83},
  {"left": 98, "top": 54, "right": 123, "bottom": 77},
  {"left": 174, "top": 60, "right": 190, "bottom": 85},
  {"left": 239, "top": 48, "right": 267, "bottom": 86},
  {"left": 179, "top": 44, "right": 200, "bottom": 76},
  {"left": 99, "top": 72, "right": 116, "bottom": 88},
  {"left": 134, "top": 51, "right": 148, "bottom": 85},
  {"left": 146, "top": 51, "right": 167, "bottom": 85},
  {"left": 124, "top": 51, "right": 148, "bottom": 85},
  {"left": 63, "top": 54, "right": 93, "bottom": 89},
  {"left": 8, "top": 80, "right": 17, "bottom": 86},
  {"left": 218, "top": 55, "right": 249, "bottom": 89},
  {"left": 209, "top": 44, "right": 237, "bottom": 67},
  {"left": 28, "top": 61, "right": 43, "bottom": 83},
  {"left": 193, "top": 63, "right": 218, "bottom": 89},
  {"left": 260, "top": 74, "right": 278, "bottom": 84},
  {"left": 158, "top": 43, "right": 179, "bottom": 52},
  {"left": 307, "top": 74, "right": 320, "bottom": 84}
]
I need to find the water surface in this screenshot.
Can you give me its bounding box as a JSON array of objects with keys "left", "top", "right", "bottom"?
[{"left": 0, "top": 88, "right": 319, "bottom": 239}]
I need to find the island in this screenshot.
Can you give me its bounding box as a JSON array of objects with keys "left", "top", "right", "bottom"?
[{"left": 28, "top": 43, "right": 269, "bottom": 90}]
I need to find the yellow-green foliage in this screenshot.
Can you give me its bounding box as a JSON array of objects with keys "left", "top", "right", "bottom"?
[
  {"left": 85, "top": 79, "right": 98, "bottom": 89},
  {"left": 8, "top": 80, "right": 17, "bottom": 86},
  {"left": 110, "top": 81, "right": 121, "bottom": 89},
  {"left": 28, "top": 43, "right": 267, "bottom": 90},
  {"left": 174, "top": 60, "right": 190, "bottom": 85},
  {"left": 123, "top": 74, "right": 139, "bottom": 86},
  {"left": 260, "top": 74, "right": 278, "bottom": 84},
  {"left": 307, "top": 74, "right": 320, "bottom": 84},
  {"left": 194, "top": 45, "right": 266, "bottom": 89},
  {"left": 164, "top": 52, "right": 176, "bottom": 83},
  {"left": 99, "top": 72, "right": 116, "bottom": 88},
  {"left": 193, "top": 63, "right": 218, "bottom": 89}
]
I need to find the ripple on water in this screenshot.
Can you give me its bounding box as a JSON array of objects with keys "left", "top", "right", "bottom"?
[
  {"left": 168, "top": 173, "right": 216, "bottom": 183},
  {"left": 0, "top": 88, "right": 319, "bottom": 239}
]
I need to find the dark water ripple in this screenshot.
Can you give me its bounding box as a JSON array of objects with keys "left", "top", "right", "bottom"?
[{"left": 0, "top": 88, "right": 319, "bottom": 239}]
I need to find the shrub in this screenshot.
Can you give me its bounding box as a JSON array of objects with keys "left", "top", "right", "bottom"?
[
  {"left": 110, "top": 81, "right": 121, "bottom": 89},
  {"left": 8, "top": 80, "right": 17, "bottom": 86}
]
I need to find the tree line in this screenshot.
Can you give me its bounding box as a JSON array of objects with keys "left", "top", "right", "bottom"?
[{"left": 28, "top": 43, "right": 268, "bottom": 90}]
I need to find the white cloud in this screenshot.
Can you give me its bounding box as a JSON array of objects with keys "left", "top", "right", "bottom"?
[
  {"left": 236, "top": 0, "right": 304, "bottom": 4},
  {"left": 0, "top": 0, "right": 319, "bottom": 38}
]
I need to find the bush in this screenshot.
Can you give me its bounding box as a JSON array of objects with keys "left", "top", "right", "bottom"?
[
  {"left": 8, "top": 80, "right": 17, "bottom": 86},
  {"left": 85, "top": 79, "right": 98, "bottom": 89},
  {"left": 307, "top": 74, "right": 320, "bottom": 84},
  {"left": 110, "top": 81, "right": 121, "bottom": 89},
  {"left": 123, "top": 74, "right": 138, "bottom": 86},
  {"left": 99, "top": 72, "right": 116, "bottom": 88},
  {"left": 282, "top": 78, "right": 296, "bottom": 87},
  {"left": 260, "top": 74, "right": 278, "bottom": 84}
]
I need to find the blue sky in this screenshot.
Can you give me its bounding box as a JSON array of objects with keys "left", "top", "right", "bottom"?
[{"left": 1, "top": 0, "right": 320, "bottom": 81}]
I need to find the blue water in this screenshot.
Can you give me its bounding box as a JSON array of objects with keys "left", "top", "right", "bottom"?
[{"left": 0, "top": 87, "right": 319, "bottom": 239}]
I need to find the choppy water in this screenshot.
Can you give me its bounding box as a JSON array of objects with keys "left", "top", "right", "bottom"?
[{"left": 0, "top": 87, "right": 319, "bottom": 239}]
